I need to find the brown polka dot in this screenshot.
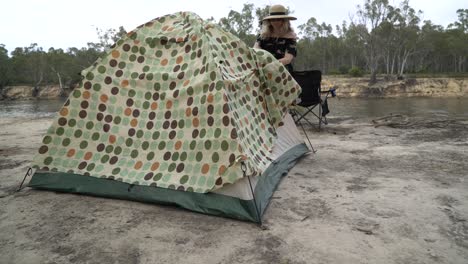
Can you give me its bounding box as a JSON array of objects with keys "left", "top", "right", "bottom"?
[
  {"left": 59, "top": 108, "right": 69, "bottom": 116},
  {"left": 176, "top": 56, "right": 183, "bottom": 64},
  {"left": 82, "top": 91, "right": 91, "bottom": 99},
  {"left": 124, "top": 108, "right": 132, "bottom": 116},
  {"left": 166, "top": 101, "right": 173, "bottom": 109},
  {"left": 100, "top": 94, "right": 108, "bottom": 103},
  {"left": 134, "top": 161, "right": 143, "bottom": 169},
  {"left": 84, "top": 152, "right": 93, "bottom": 160},
  {"left": 151, "top": 162, "right": 160, "bottom": 171},
  {"left": 151, "top": 102, "right": 158, "bottom": 110},
  {"left": 201, "top": 164, "right": 210, "bottom": 174},
  {"left": 192, "top": 118, "right": 199, "bottom": 127},
  {"left": 175, "top": 141, "right": 182, "bottom": 150},
  {"left": 130, "top": 119, "right": 138, "bottom": 127},
  {"left": 67, "top": 149, "right": 76, "bottom": 157},
  {"left": 218, "top": 165, "right": 226, "bottom": 175},
  {"left": 207, "top": 94, "right": 214, "bottom": 103},
  {"left": 121, "top": 80, "right": 129, "bottom": 87},
  {"left": 161, "top": 59, "right": 168, "bottom": 66},
  {"left": 109, "top": 135, "right": 116, "bottom": 143},
  {"left": 111, "top": 50, "right": 120, "bottom": 58}
]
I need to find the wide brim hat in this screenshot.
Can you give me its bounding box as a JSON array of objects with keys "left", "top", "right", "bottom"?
[{"left": 262, "top": 4, "right": 297, "bottom": 21}]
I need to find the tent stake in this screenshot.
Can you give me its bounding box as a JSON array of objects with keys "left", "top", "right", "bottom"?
[{"left": 17, "top": 167, "right": 32, "bottom": 192}]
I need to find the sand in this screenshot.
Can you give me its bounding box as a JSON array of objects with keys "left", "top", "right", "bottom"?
[{"left": 1, "top": 115, "right": 467, "bottom": 264}]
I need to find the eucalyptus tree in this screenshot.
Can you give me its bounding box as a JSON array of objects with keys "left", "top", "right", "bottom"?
[
  {"left": 0, "top": 45, "right": 11, "bottom": 90},
  {"left": 218, "top": 3, "right": 256, "bottom": 46},
  {"left": 10, "top": 44, "right": 47, "bottom": 95},
  {"left": 356, "top": 0, "right": 391, "bottom": 83},
  {"left": 447, "top": 9, "right": 468, "bottom": 72}
]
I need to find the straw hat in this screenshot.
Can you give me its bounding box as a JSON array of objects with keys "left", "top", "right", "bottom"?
[{"left": 262, "top": 4, "right": 297, "bottom": 21}]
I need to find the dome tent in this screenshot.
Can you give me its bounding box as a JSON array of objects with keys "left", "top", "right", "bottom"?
[{"left": 28, "top": 12, "right": 309, "bottom": 223}]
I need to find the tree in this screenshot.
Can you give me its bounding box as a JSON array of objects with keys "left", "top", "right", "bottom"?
[
  {"left": 0, "top": 44, "right": 12, "bottom": 90},
  {"left": 218, "top": 3, "right": 256, "bottom": 46},
  {"left": 447, "top": 9, "right": 468, "bottom": 72},
  {"left": 10, "top": 44, "right": 47, "bottom": 95},
  {"left": 87, "top": 26, "right": 127, "bottom": 52},
  {"left": 356, "top": 0, "right": 391, "bottom": 83}
]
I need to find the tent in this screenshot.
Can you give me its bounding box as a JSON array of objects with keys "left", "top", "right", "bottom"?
[{"left": 28, "top": 12, "right": 309, "bottom": 223}]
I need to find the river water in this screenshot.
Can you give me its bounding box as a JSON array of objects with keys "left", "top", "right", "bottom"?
[{"left": 0, "top": 97, "right": 467, "bottom": 120}]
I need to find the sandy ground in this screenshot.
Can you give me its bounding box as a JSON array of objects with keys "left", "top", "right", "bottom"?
[{"left": 1, "top": 114, "right": 467, "bottom": 264}]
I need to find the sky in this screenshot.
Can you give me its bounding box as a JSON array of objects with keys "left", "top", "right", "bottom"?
[{"left": 1, "top": 0, "right": 465, "bottom": 53}]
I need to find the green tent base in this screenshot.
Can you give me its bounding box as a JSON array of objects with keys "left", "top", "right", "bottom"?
[{"left": 29, "top": 144, "right": 308, "bottom": 223}]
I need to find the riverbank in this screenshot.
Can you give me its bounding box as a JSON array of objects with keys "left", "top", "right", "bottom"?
[
  {"left": 1, "top": 77, "right": 467, "bottom": 100},
  {"left": 1, "top": 111, "right": 467, "bottom": 263}
]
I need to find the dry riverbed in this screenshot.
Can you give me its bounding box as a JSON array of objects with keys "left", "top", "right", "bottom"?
[{"left": 1, "top": 114, "right": 467, "bottom": 264}]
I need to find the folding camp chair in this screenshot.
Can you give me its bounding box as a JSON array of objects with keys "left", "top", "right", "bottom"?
[{"left": 291, "top": 70, "right": 336, "bottom": 130}]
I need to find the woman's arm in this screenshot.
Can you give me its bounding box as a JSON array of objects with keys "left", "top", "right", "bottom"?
[
  {"left": 253, "top": 41, "right": 261, "bottom": 49},
  {"left": 279, "top": 52, "right": 294, "bottom": 65}
]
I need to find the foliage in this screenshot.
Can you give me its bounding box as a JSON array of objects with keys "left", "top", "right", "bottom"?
[
  {"left": 349, "top": 66, "right": 365, "bottom": 77},
  {"left": 0, "top": 2, "right": 466, "bottom": 87}
]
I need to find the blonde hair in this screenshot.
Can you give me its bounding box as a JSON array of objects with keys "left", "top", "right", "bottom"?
[{"left": 260, "top": 19, "right": 295, "bottom": 38}]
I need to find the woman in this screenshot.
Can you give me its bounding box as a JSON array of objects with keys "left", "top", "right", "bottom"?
[{"left": 254, "top": 4, "right": 297, "bottom": 72}]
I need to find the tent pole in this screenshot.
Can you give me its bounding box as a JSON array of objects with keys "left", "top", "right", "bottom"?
[{"left": 242, "top": 162, "right": 263, "bottom": 226}]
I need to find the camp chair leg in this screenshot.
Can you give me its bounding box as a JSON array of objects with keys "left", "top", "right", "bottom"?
[{"left": 297, "top": 121, "right": 316, "bottom": 153}]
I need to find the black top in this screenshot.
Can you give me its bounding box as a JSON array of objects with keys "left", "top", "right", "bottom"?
[{"left": 257, "top": 36, "right": 297, "bottom": 72}]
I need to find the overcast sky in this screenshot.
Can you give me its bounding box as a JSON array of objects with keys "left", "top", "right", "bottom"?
[{"left": 1, "top": 0, "right": 465, "bottom": 53}]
